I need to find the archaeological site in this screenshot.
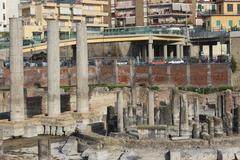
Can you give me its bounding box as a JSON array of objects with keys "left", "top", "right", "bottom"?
[{"left": 1, "top": 17, "right": 240, "bottom": 160}]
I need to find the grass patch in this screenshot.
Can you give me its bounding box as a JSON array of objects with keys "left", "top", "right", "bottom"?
[{"left": 89, "top": 84, "right": 130, "bottom": 91}]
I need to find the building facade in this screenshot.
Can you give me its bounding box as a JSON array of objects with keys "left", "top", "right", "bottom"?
[
  {"left": 109, "top": 0, "right": 193, "bottom": 28},
  {"left": 0, "top": 0, "right": 20, "bottom": 32},
  {"left": 204, "top": 0, "right": 240, "bottom": 31},
  {"left": 195, "top": 0, "right": 217, "bottom": 26},
  {"left": 20, "top": 0, "right": 109, "bottom": 40}
]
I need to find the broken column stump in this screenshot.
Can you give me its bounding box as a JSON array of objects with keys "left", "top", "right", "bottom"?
[{"left": 38, "top": 137, "right": 51, "bottom": 160}]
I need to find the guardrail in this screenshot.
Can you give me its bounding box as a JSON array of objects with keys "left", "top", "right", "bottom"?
[{"left": 0, "top": 26, "right": 187, "bottom": 50}]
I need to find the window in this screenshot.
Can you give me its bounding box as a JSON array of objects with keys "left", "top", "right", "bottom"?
[
  {"left": 212, "top": 5, "right": 216, "bottom": 12},
  {"left": 228, "top": 20, "right": 233, "bottom": 27},
  {"left": 216, "top": 20, "right": 221, "bottom": 27},
  {"left": 218, "top": 5, "right": 222, "bottom": 13},
  {"left": 3, "top": 14, "right": 5, "bottom": 20},
  {"left": 2, "top": 2, "right": 5, "bottom": 9},
  {"left": 227, "top": 4, "right": 233, "bottom": 12},
  {"left": 207, "top": 21, "right": 210, "bottom": 27},
  {"left": 238, "top": 4, "right": 240, "bottom": 14}
]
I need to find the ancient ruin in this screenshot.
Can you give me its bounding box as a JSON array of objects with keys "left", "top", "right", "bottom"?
[{"left": 1, "top": 18, "right": 240, "bottom": 160}]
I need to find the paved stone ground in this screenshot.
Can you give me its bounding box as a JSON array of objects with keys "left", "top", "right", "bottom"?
[{"left": 2, "top": 135, "right": 240, "bottom": 160}]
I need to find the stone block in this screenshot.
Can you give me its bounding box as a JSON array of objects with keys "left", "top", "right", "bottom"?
[
  {"left": 166, "top": 150, "right": 181, "bottom": 160},
  {"left": 217, "top": 149, "right": 235, "bottom": 160},
  {"left": 23, "top": 124, "right": 38, "bottom": 138}
]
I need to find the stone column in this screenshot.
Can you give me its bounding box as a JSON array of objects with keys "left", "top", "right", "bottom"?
[
  {"left": 38, "top": 137, "right": 51, "bottom": 160},
  {"left": 148, "top": 37, "right": 154, "bottom": 63},
  {"left": 148, "top": 90, "right": 154, "bottom": 125},
  {"left": 47, "top": 20, "right": 61, "bottom": 117},
  {"left": 129, "top": 87, "right": 136, "bottom": 125},
  {"left": 164, "top": 45, "right": 168, "bottom": 60},
  {"left": 193, "top": 97, "right": 200, "bottom": 138},
  {"left": 214, "top": 116, "right": 224, "bottom": 137},
  {"left": 179, "top": 94, "right": 189, "bottom": 137},
  {"left": 76, "top": 22, "right": 89, "bottom": 113},
  {"left": 176, "top": 45, "right": 181, "bottom": 59},
  {"left": 9, "top": 18, "right": 25, "bottom": 121},
  {"left": 170, "top": 50, "right": 174, "bottom": 58},
  {"left": 117, "top": 91, "right": 124, "bottom": 132},
  {"left": 208, "top": 117, "right": 214, "bottom": 137},
  {"left": 180, "top": 45, "right": 184, "bottom": 58}
]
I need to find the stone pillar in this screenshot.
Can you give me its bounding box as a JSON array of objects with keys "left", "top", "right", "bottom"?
[
  {"left": 214, "top": 116, "right": 224, "bottom": 137},
  {"left": 170, "top": 50, "right": 174, "bottom": 58},
  {"left": 47, "top": 20, "right": 61, "bottom": 117},
  {"left": 143, "top": 45, "right": 147, "bottom": 62},
  {"left": 209, "top": 45, "right": 213, "bottom": 62},
  {"left": 180, "top": 45, "right": 184, "bottom": 58},
  {"left": 148, "top": 38, "right": 154, "bottom": 63},
  {"left": 176, "top": 45, "right": 181, "bottom": 59},
  {"left": 76, "top": 22, "right": 89, "bottom": 113},
  {"left": 117, "top": 91, "right": 124, "bottom": 132},
  {"left": 129, "top": 87, "right": 136, "bottom": 125},
  {"left": 9, "top": 18, "right": 25, "bottom": 121},
  {"left": 192, "top": 97, "right": 200, "bottom": 138},
  {"left": 208, "top": 117, "right": 214, "bottom": 137},
  {"left": 38, "top": 137, "right": 51, "bottom": 160},
  {"left": 148, "top": 90, "right": 154, "bottom": 125},
  {"left": 179, "top": 94, "right": 189, "bottom": 137},
  {"left": 164, "top": 45, "right": 168, "bottom": 60}
]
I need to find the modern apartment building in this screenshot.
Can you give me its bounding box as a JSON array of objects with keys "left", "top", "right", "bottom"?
[
  {"left": 19, "top": 0, "right": 109, "bottom": 40},
  {"left": 0, "top": 0, "right": 21, "bottom": 32},
  {"left": 195, "top": 0, "right": 217, "bottom": 26},
  {"left": 109, "top": 0, "right": 193, "bottom": 28},
  {"left": 204, "top": 0, "right": 240, "bottom": 31}
]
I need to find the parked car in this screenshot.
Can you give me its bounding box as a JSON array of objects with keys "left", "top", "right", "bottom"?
[
  {"left": 117, "top": 59, "right": 128, "bottom": 65},
  {"left": 151, "top": 59, "right": 166, "bottom": 65},
  {"left": 168, "top": 58, "right": 184, "bottom": 64}
]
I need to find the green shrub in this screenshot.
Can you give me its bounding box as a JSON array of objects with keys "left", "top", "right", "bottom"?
[
  {"left": 178, "top": 86, "right": 233, "bottom": 94},
  {"left": 148, "top": 85, "right": 159, "bottom": 91}
]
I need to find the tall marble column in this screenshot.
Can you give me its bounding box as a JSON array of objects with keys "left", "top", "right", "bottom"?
[
  {"left": 9, "top": 18, "right": 25, "bottom": 121},
  {"left": 47, "top": 20, "right": 61, "bottom": 117},
  {"left": 76, "top": 22, "right": 89, "bottom": 113}
]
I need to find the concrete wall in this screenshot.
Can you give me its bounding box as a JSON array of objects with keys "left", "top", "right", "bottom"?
[{"left": 230, "top": 32, "right": 240, "bottom": 86}]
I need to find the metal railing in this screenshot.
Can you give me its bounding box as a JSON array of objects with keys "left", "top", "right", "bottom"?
[{"left": 0, "top": 26, "right": 187, "bottom": 50}]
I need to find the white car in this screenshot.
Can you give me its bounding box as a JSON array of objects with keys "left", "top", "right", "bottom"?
[{"left": 168, "top": 58, "right": 184, "bottom": 64}]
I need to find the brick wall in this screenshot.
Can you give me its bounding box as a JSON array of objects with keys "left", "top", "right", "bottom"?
[
  {"left": 190, "top": 64, "right": 208, "bottom": 86},
  {"left": 1, "top": 64, "right": 231, "bottom": 88}
]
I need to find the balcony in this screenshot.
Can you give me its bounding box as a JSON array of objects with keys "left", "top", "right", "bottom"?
[
  {"left": 72, "top": 16, "right": 83, "bottom": 21},
  {"left": 115, "top": 1, "right": 135, "bottom": 9},
  {"left": 82, "top": 10, "right": 108, "bottom": 16},
  {"left": 43, "top": 2, "right": 57, "bottom": 7},
  {"left": 59, "top": 15, "right": 71, "bottom": 20},
  {"left": 83, "top": 0, "right": 108, "bottom": 5}
]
